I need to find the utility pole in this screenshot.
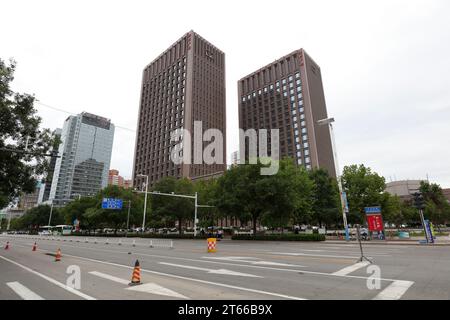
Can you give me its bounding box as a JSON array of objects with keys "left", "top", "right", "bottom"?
[
  {"left": 137, "top": 174, "right": 149, "bottom": 233},
  {"left": 48, "top": 201, "right": 54, "bottom": 226},
  {"left": 126, "top": 200, "right": 131, "bottom": 238},
  {"left": 7, "top": 210, "right": 12, "bottom": 231},
  {"left": 317, "top": 117, "right": 350, "bottom": 241},
  {"left": 194, "top": 192, "right": 198, "bottom": 237},
  {"left": 413, "top": 192, "right": 429, "bottom": 243}
]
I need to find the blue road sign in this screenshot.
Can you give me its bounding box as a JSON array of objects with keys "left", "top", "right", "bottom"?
[
  {"left": 102, "top": 198, "right": 123, "bottom": 210},
  {"left": 364, "top": 206, "right": 381, "bottom": 214}
]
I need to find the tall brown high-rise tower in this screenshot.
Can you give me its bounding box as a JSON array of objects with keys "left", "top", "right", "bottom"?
[
  {"left": 133, "top": 31, "right": 226, "bottom": 188},
  {"left": 238, "top": 49, "right": 336, "bottom": 177}
]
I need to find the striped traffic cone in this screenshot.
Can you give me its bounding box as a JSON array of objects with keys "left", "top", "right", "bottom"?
[
  {"left": 129, "top": 260, "right": 141, "bottom": 285},
  {"left": 32, "top": 242, "right": 37, "bottom": 251},
  {"left": 55, "top": 248, "right": 62, "bottom": 262},
  {"left": 4, "top": 241, "right": 10, "bottom": 250}
]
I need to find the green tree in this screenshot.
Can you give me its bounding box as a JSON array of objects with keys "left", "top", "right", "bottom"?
[
  {"left": 91, "top": 185, "right": 146, "bottom": 233},
  {"left": 0, "top": 59, "right": 55, "bottom": 209},
  {"left": 381, "top": 193, "right": 422, "bottom": 228},
  {"left": 308, "top": 168, "right": 340, "bottom": 227},
  {"left": 420, "top": 181, "right": 450, "bottom": 231},
  {"left": 341, "top": 164, "right": 386, "bottom": 224},
  {"left": 194, "top": 179, "right": 221, "bottom": 229},
  {"left": 151, "top": 177, "right": 194, "bottom": 234},
  {"left": 59, "top": 196, "right": 98, "bottom": 232},
  {"left": 14, "top": 204, "right": 64, "bottom": 231},
  {"left": 214, "top": 158, "right": 315, "bottom": 235}
]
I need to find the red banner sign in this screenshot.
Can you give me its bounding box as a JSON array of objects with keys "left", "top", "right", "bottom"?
[{"left": 366, "top": 214, "right": 384, "bottom": 232}]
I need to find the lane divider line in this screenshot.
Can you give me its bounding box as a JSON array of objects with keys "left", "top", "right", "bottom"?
[
  {"left": 60, "top": 253, "right": 306, "bottom": 300},
  {"left": 89, "top": 271, "right": 189, "bottom": 299},
  {"left": 332, "top": 262, "right": 371, "bottom": 276},
  {"left": 0, "top": 255, "right": 96, "bottom": 300},
  {"left": 6, "top": 238, "right": 414, "bottom": 284},
  {"left": 89, "top": 271, "right": 129, "bottom": 285},
  {"left": 6, "top": 281, "right": 44, "bottom": 300},
  {"left": 373, "top": 280, "right": 414, "bottom": 300}
]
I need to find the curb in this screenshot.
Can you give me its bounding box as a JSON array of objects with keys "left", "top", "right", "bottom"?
[{"left": 325, "top": 240, "right": 450, "bottom": 246}]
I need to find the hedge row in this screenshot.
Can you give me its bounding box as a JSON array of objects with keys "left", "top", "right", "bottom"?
[
  {"left": 231, "top": 234, "right": 325, "bottom": 241},
  {"left": 69, "top": 232, "right": 210, "bottom": 239}
]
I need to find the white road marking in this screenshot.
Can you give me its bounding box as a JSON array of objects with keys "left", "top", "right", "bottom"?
[
  {"left": 7, "top": 239, "right": 412, "bottom": 284},
  {"left": 0, "top": 255, "right": 96, "bottom": 300},
  {"left": 15, "top": 239, "right": 310, "bottom": 273},
  {"left": 269, "top": 252, "right": 366, "bottom": 259},
  {"left": 126, "top": 282, "right": 189, "bottom": 299},
  {"left": 332, "top": 262, "right": 370, "bottom": 276},
  {"left": 159, "top": 262, "right": 262, "bottom": 278},
  {"left": 89, "top": 271, "right": 189, "bottom": 299},
  {"left": 373, "top": 280, "right": 414, "bottom": 300},
  {"left": 89, "top": 271, "right": 129, "bottom": 285},
  {"left": 59, "top": 254, "right": 306, "bottom": 300},
  {"left": 202, "top": 256, "right": 306, "bottom": 267},
  {"left": 6, "top": 282, "right": 44, "bottom": 300}
]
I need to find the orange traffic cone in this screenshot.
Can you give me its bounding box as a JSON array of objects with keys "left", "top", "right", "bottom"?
[
  {"left": 129, "top": 260, "right": 141, "bottom": 285},
  {"left": 32, "top": 242, "right": 37, "bottom": 251},
  {"left": 4, "top": 241, "right": 10, "bottom": 250},
  {"left": 55, "top": 248, "right": 62, "bottom": 262}
]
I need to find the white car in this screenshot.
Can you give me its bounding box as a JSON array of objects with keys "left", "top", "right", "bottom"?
[{"left": 38, "top": 230, "right": 52, "bottom": 236}]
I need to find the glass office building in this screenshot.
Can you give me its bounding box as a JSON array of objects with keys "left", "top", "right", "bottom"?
[{"left": 49, "top": 112, "right": 115, "bottom": 204}]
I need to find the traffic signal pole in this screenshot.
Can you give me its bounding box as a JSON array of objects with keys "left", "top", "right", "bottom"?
[{"left": 413, "top": 192, "right": 429, "bottom": 243}]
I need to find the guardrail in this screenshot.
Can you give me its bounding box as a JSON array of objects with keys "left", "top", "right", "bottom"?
[{"left": 0, "top": 234, "right": 174, "bottom": 249}]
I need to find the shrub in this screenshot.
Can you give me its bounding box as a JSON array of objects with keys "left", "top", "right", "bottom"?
[
  {"left": 68, "top": 232, "right": 209, "bottom": 239},
  {"left": 231, "top": 233, "right": 325, "bottom": 241}
]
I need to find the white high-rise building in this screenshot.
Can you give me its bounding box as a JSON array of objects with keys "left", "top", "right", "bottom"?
[
  {"left": 230, "top": 151, "right": 240, "bottom": 166},
  {"left": 49, "top": 112, "right": 115, "bottom": 204}
]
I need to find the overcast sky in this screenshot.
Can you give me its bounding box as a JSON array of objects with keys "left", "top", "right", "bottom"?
[{"left": 2, "top": 0, "right": 450, "bottom": 187}]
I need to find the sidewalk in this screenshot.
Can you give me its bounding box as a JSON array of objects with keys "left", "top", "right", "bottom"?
[{"left": 325, "top": 237, "right": 450, "bottom": 246}]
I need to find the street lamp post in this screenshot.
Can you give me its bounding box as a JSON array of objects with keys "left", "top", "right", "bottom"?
[
  {"left": 48, "top": 201, "right": 54, "bottom": 226},
  {"left": 137, "top": 174, "right": 149, "bottom": 233},
  {"left": 317, "top": 117, "right": 350, "bottom": 241},
  {"left": 126, "top": 200, "right": 131, "bottom": 238},
  {"left": 194, "top": 192, "right": 198, "bottom": 237}
]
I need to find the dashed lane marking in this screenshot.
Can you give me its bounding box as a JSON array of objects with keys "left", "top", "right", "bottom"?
[
  {"left": 268, "top": 252, "right": 368, "bottom": 259},
  {"left": 158, "top": 262, "right": 263, "bottom": 278},
  {"left": 89, "top": 271, "right": 129, "bottom": 285},
  {"left": 373, "top": 280, "right": 414, "bottom": 300},
  {"left": 126, "top": 283, "right": 189, "bottom": 299},
  {"left": 0, "top": 255, "right": 96, "bottom": 300},
  {"left": 332, "top": 262, "right": 371, "bottom": 276},
  {"left": 6, "top": 281, "right": 44, "bottom": 300},
  {"left": 89, "top": 271, "right": 189, "bottom": 299},
  {"left": 59, "top": 253, "right": 307, "bottom": 300}
]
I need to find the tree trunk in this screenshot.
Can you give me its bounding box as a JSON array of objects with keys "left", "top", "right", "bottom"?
[
  {"left": 178, "top": 218, "right": 182, "bottom": 235},
  {"left": 252, "top": 216, "right": 257, "bottom": 236}
]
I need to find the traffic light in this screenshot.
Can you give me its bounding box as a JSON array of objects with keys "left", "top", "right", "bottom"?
[{"left": 412, "top": 192, "right": 425, "bottom": 210}]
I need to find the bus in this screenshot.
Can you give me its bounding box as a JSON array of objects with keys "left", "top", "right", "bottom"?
[
  {"left": 53, "top": 225, "right": 73, "bottom": 236},
  {"left": 38, "top": 226, "right": 53, "bottom": 236}
]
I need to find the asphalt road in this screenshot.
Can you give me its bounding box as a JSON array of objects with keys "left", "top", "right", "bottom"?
[{"left": 0, "top": 234, "right": 449, "bottom": 300}]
